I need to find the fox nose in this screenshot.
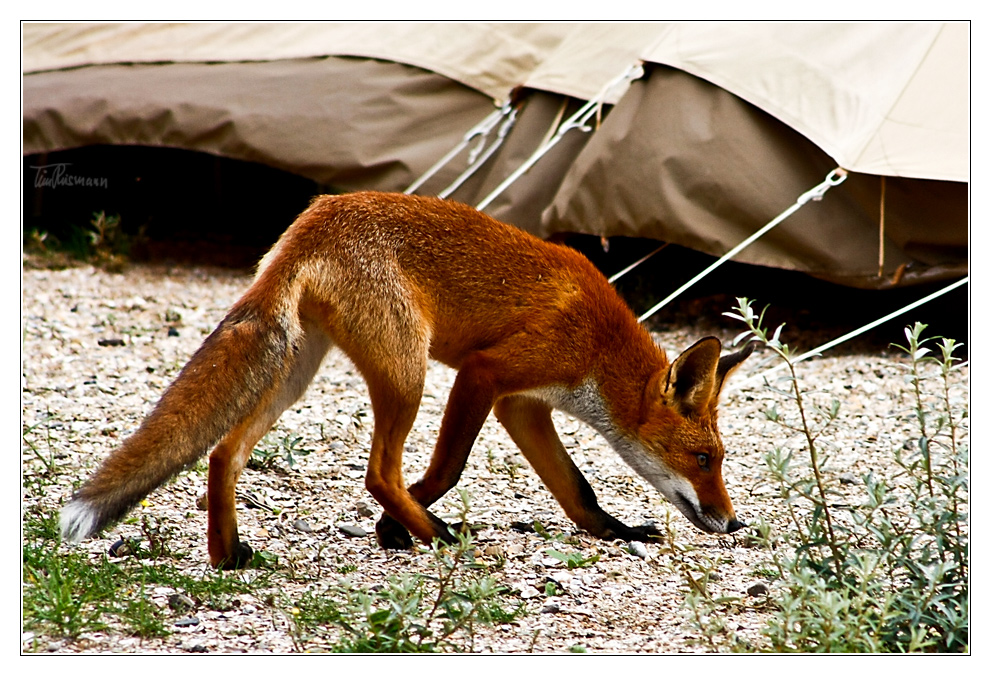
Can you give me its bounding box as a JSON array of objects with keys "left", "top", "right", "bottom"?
[{"left": 727, "top": 518, "right": 746, "bottom": 533}]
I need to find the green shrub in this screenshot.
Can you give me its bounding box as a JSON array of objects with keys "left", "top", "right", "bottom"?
[
  {"left": 24, "top": 211, "right": 134, "bottom": 270},
  {"left": 288, "top": 491, "right": 524, "bottom": 652},
  {"left": 698, "top": 300, "right": 969, "bottom": 653}
]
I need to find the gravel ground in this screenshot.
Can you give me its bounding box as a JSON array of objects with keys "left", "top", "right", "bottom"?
[{"left": 20, "top": 263, "right": 968, "bottom": 654}]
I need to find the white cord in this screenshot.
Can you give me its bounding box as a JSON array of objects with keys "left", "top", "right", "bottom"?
[
  {"left": 727, "top": 276, "right": 969, "bottom": 394},
  {"left": 638, "top": 168, "right": 848, "bottom": 323}
]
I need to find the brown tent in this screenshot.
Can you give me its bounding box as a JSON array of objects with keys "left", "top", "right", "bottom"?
[{"left": 23, "top": 22, "right": 968, "bottom": 288}]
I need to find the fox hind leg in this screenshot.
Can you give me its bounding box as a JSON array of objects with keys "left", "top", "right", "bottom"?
[{"left": 208, "top": 323, "right": 330, "bottom": 568}]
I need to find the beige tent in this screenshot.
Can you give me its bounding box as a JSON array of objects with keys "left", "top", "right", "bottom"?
[
  {"left": 22, "top": 22, "right": 968, "bottom": 288},
  {"left": 644, "top": 23, "right": 968, "bottom": 182}
]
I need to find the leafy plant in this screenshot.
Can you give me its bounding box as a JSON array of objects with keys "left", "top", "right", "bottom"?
[
  {"left": 22, "top": 414, "right": 58, "bottom": 478},
  {"left": 23, "top": 541, "right": 174, "bottom": 641},
  {"left": 660, "top": 512, "right": 748, "bottom": 651},
  {"left": 531, "top": 520, "right": 566, "bottom": 542},
  {"left": 24, "top": 211, "right": 135, "bottom": 271},
  {"left": 249, "top": 433, "right": 313, "bottom": 471},
  {"left": 711, "top": 300, "right": 969, "bottom": 653},
  {"left": 544, "top": 548, "right": 600, "bottom": 569},
  {"left": 288, "top": 491, "right": 523, "bottom": 652},
  {"left": 23, "top": 507, "right": 269, "bottom": 646},
  {"left": 125, "top": 514, "right": 186, "bottom": 561},
  {"left": 725, "top": 299, "right": 845, "bottom": 577}
]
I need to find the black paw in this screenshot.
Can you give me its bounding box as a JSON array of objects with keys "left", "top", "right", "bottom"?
[
  {"left": 375, "top": 516, "right": 414, "bottom": 550},
  {"left": 597, "top": 517, "right": 663, "bottom": 543},
  {"left": 217, "top": 541, "right": 254, "bottom": 570},
  {"left": 446, "top": 521, "right": 483, "bottom": 538},
  {"left": 622, "top": 522, "right": 664, "bottom": 542}
]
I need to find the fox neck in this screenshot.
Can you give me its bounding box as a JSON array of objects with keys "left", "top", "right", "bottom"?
[
  {"left": 537, "top": 378, "right": 629, "bottom": 446},
  {"left": 533, "top": 376, "right": 673, "bottom": 484}
]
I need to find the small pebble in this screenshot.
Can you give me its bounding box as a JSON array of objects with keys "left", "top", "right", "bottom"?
[
  {"left": 505, "top": 543, "right": 525, "bottom": 557},
  {"left": 483, "top": 544, "right": 505, "bottom": 558},
  {"left": 747, "top": 583, "right": 769, "bottom": 597},
  {"left": 338, "top": 523, "right": 367, "bottom": 538},
  {"left": 108, "top": 538, "right": 135, "bottom": 558},
  {"left": 627, "top": 541, "right": 648, "bottom": 559},
  {"left": 168, "top": 593, "right": 196, "bottom": 612}
]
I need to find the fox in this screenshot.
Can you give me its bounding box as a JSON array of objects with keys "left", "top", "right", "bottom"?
[{"left": 60, "top": 191, "right": 753, "bottom": 569}]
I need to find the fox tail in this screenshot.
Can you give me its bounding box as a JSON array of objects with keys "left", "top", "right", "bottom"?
[{"left": 59, "top": 300, "right": 290, "bottom": 543}]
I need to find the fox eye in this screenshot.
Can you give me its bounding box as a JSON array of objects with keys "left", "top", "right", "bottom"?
[{"left": 697, "top": 453, "right": 709, "bottom": 468}]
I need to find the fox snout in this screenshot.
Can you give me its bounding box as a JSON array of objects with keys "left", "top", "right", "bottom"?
[
  {"left": 726, "top": 517, "right": 746, "bottom": 533},
  {"left": 671, "top": 489, "right": 745, "bottom": 535}
]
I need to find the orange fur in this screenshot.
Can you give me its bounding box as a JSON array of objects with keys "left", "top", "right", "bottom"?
[{"left": 60, "top": 192, "right": 752, "bottom": 568}]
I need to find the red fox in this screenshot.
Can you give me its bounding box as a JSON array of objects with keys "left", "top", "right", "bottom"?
[{"left": 60, "top": 191, "right": 753, "bottom": 568}]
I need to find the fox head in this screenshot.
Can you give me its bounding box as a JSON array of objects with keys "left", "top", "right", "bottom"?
[{"left": 635, "top": 337, "right": 754, "bottom": 534}]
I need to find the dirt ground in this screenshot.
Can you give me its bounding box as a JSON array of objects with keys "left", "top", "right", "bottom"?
[{"left": 20, "top": 263, "right": 968, "bottom": 654}]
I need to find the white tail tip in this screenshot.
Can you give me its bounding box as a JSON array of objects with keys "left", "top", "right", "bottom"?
[{"left": 60, "top": 500, "right": 99, "bottom": 543}]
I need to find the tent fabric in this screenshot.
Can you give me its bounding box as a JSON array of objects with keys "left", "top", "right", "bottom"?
[
  {"left": 23, "top": 57, "right": 495, "bottom": 192},
  {"left": 22, "top": 22, "right": 572, "bottom": 103},
  {"left": 22, "top": 22, "right": 968, "bottom": 289},
  {"left": 540, "top": 65, "right": 967, "bottom": 288},
  {"left": 23, "top": 21, "right": 968, "bottom": 182},
  {"left": 519, "top": 23, "right": 662, "bottom": 103},
  {"left": 640, "top": 22, "right": 969, "bottom": 182}
]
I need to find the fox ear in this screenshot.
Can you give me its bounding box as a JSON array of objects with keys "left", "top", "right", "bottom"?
[
  {"left": 714, "top": 341, "right": 755, "bottom": 400},
  {"left": 664, "top": 337, "right": 722, "bottom": 417}
]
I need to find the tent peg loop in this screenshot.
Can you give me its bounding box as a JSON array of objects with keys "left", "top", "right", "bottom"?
[
  {"left": 476, "top": 62, "right": 645, "bottom": 211},
  {"left": 404, "top": 100, "right": 518, "bottom": 195},
  {"left": 798, "top": 167, "right": 848, "bottom": 205}
]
